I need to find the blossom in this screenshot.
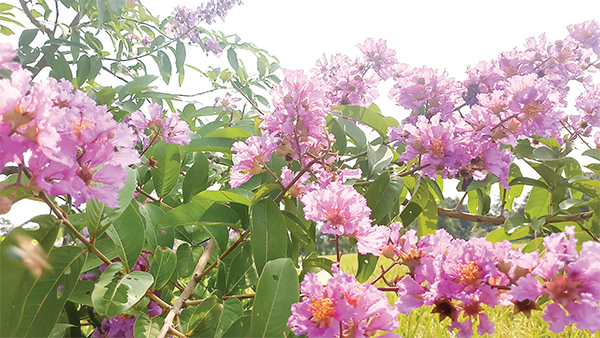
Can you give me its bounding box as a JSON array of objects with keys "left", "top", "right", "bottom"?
[
  {"left": 300, "top": 180, "right": 371, "bottom": 236},
  {"left": 288, "top": 263, "right": 399, "bottom": 338}
]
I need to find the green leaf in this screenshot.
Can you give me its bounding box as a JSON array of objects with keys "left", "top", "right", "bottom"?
[
  {"left": 117, "top": 75, "right": 158, "bottom": 100},
  {"left": 399, "top": 202, "right": 421, "bottom": 226},
  {"left": 76, "top": 54, "right": 91, "bottom": 86},
  {"left": 204, "top": 127, "right": 253, "bottom": 139},
  {"left": 337, "top": 117, "right": 366, "bottom": 149},
  {"left": 106, "top": 202, "right": 145, "bottom": 272},
  {"left": 19, "top": 29, "right": 37, "bottom": 48},
  {"left": 524, "top": 187, "right": 551, "bottom": 219},
  {"left": 355, "top": 253, "right": 378, "bottom": 283},
  {"left": 67, "top": 280, "right": 95, "bottom": 307},
  {"left": 183, "top": 152, "right": 209, "bottom": 203},
  {"left": 150, "top": 246, "right": 177, "bottom": 290},
  {"left": 1, "top": 215, "right": 59, "bottom": 336},
  {"left": 12, "top": 246, "right": 85, "bottom": 338},
  {"left": 191, "top": 190, "right": 251, "bottom": 206},
  {"left": 225, "top": 242, "right": 258, "bottom": 294},
  {"left": 227, "top": 49, "right": 239, "bottom": 71},
  {"left": 215, "top": 298, "right": 244, "bottom": 338},
  {"left": 582, "top": 148, "right": 600, "bottom": 161},
  {"left": 364, "top": 172, "right": 404, "bottom": 224},
  {"left": 301, "top": 255, "right": 333, "bottom": 275},
  {"left": 486, "top": 226, "right": 530, "bottom": 243},
  {"left": 156, "top": 50, "right": 172, "bottom": 84},
  {"left": 184, "top": 136, "right": 236, "bottom": 153},
  {"left": 184, "top": 296, "right": 223, "bottom": 337},
  {"left": 222, "top": 315, "right": 250, "bottom": 338},
  {"left": 107, "top": 0, "right": 125, "bottom": 15},
  {"left": 175, "top": 40, "right": 186, "bottom": 72},
  {"left": 504, "top": 215, "right": 528, "bottom": 232},
  {"left": 176, "top": 243, "right": 203, "bottom": 277},
  {"left": 366, "top": 143, "right": 393, "bottom": 177},
  {"left": 92, "top": 262, "right": 154, "bottom": 317},
  {"left": 327, "top": 117, "right": 347, "bottom": 154},
  {"left": 96, "top": 0, "right": 105, "bottom": 28},
  {"left": 509, "top": 177, "right": 548, "bottom": 190},
  {"left": 134, "top": 313, "right": 161, "bottom": 338},
  {"left": 151, "top": 141, "right": 180, "bottom": 199},
  {"left": 251, "top": 199, "right": 288, "bottom": 274},
  {"left": 251, "top": 258, "right": 298, "bottom": 338},
  {"left": 333, "top": 104, "right": 389, "bottom": 139}
]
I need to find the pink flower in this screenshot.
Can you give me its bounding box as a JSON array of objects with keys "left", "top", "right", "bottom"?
[
  {"left": 300, "top": 180, "right": 371, "bottom": 236},
  {"left": 288, "top": 263, "right": 399, "bottom": 337}
]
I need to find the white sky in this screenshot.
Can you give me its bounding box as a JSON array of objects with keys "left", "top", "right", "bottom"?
[{"left": 5, "top": 0, "right": 600, "bottom": 225}]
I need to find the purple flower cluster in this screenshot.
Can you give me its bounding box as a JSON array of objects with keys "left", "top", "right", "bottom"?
[
  {"left": 126, "top": 103, "right": 191, "bottom": 147},
  {"left": 312, "top": 38, "right": 398, "bottom": 107},
  {"left": 165, "top": 1, "right": 242, "bottom": 54},
  {"left": 380, "top": 225, "right": 600, "bottom": 337},
  {"left": 288, "top": 263, "right": 399, "bottom": 338},
  {"left": 0, "top": 45, "right": 139, "bottom": 208},
  {"left": 387, "top": 20, "right": 600, "bottom": 187}
]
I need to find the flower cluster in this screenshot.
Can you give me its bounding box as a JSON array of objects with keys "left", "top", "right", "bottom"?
[
  {"left": 165, "top": 1, "right": 242, "bottom": 54},
  {"left": 0, "top": 44, "right": 139, "bottom": 208},
  {"left": 387, "top": 20, "right": 600, "bottom": 188},
  {"left": 126, "top": 102, "right": 191, "bottom": 147},
  {"left": 312, "top": 38, "right": 398, "bottom": 107},
  {"left": 288, "top": 263, "right": 399, "bottom": 338},
  {"left": 382, "top": 225, "right": 600, "bottom": 337}
]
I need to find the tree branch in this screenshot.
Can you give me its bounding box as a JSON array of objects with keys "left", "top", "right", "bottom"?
[
  {"left": 157, "top": 240, "right": 217, "bottom": 338},
  {"left": 437, "top": 208, "right": 506, "bottom": 225}
]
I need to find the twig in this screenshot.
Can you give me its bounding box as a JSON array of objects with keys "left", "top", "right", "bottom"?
[
  {"left": 229, "top": 79, "right": 265, "bottom": 115},
  {"left": 437, "top": 208, "right": 506, "bottom": 225},
  {"left": 157, "top": 240, "right": 217, "bottom": 338},
  {"left": 222, "top": 294, "right": 255, "bottom": 300},
  {"left": 370, "top": 261, "right": 399, "bottom": 285}
]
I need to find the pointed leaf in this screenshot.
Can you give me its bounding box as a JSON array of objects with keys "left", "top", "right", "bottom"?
[
  {"left": 150, "top": 246, "right": 177, "bottom": 290},
  {"left": 251, "top": 258, "right": 299, "bottom": 338},
  {"left": 215, "top": 298, "right": 244, "bottom": 338},
  {"left": 91, "top": 262, "right": 154, "bottom": 318},
  {"left": 0, "top": 215, "right": 59, "bottom": 336},
  {"left": 151, "top": 141, "right": 180, "bottom": 199},
  {"left": 364, "top": 172, "right": 404, "bottom": 224},
  {"left": 251, "top": 199, "right": 288, "bottom": 274},
  {"left": 184, "top": 296, "right": 223, "bottom": 337},
  {"left": 14, "top": 246, "right": 85, "bottom": 338},
  {"left": 106, "top": 202, "right": 145, "bottom": 271},
  {"left": 355, "top": 253, "right": 378, "bottom": 283},
  {"left": 134, "top": 313, "right": 162, "bottom": 338},
  {"left": 183, "top": 152, "right": 209, "bottom": 203}
]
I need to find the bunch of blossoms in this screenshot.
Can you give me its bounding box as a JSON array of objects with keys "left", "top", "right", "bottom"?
[
  {"left": 0, "top": 44, "right": 139, "bottom": 208},
  {"left": 230, "top": 69, "right": 333, "bottom": 188},
  {"left": 312, "top": 38, "right": 398, "bottom": 107},
  {"left": 300, "top": 179, "right": 388, "bottom": 255},
  {"left": 288, "top": 263, "right": 400, "bottom": 338},
  {"left": 508, "top": 227, "right": 600, "bottom": 333},
  {"left": 386, "top": 21, "right": 600, "bottom": 188},
  {"left": 389, "top": 229, "right": 516, "bottom": 338},
  {"left": 126, "top": 102, "right": 191, "bottom": 148}
]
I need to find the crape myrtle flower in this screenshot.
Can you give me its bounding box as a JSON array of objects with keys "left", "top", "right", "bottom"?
[
  {"left": 126, "top": 103, "right": 191, "bottom": 147},
  {"left": 288, "top": 263, "right": 399, "bottom": 338},
  {"left": 230, "top": 133, "right": 278, "bottom": 188},
  {"left": 508, "top": 227, "right": 600, "bottom": 333}
]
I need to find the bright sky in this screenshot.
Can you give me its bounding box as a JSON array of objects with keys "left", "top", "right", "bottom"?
[{"left": 5, "top": 0, "right": 600, "bottom": 225}]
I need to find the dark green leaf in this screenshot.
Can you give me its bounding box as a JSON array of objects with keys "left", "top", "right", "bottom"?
[
  {"left": 366, "top": 143, "right": 393, "bottom": 177},
  {"left": 227, "top": 49, "right": 239, "bottom": 71},
  {"left": 92, "top": 262, "right": 154, "bottom": 318},
  {"left": 504, "top": 215, "right": 528, "bottom": 232},
  {"left": 509, "top": 177, "right": 548, "bottom": 190},
  {"left": 156, "top": 50, "right": 172, "bottom": 84},
  {"left": 251, "top": 258, "right": 298, "bottom": 338},
  {"left": 76, "top": 54, "right": 91, "bottom": 86},
  {"left": 524, "top": 187, "right": 551, "bottom": 219},
  {"left": 151, "top": 141, "right": 180, "bottom": 199},
  {"left": 107, "top": 0, "right": 125, "bottom": 15},
  {"left": 222, "top": 315, "right": 250, "bottom": 338},
  {"left": 582, "top": 148, "right": 600, "bottom": 161},
  {"left": 251, "top": 199, "right": 288, "bottom": 274},
  {"left": 176, "top": 243, "right": 203, "bottom": 278},
  {"left": 175, "top": 40, "right": 186, "bottom": 72},
  {"left": 365, "top": 172, "right": 404, "bottom": 224},
  {"left": 150, "top": 246, "right": 177, "bottom": 290},
  {"left": 184, "top": 136, "right": 236, "bottom": 153},
  {"left": 183, "top": 152, "right": 209, "bottom": 203},
  {"left": 355, "top": 253, "right": 377, "bottom": 283},
  {"left": 191, "top": 190, "right": 251, "bottom": 206},
  {"left": 19, "top": 29, "right": 37, "bottom": 48},
  {"left": 0, "top": 215, "right": 59, "bottom": 336},
  {"left": 134, "top": 313, "right": 161, "bottom": 338},
  {"left": 332, "top": 104, "right": 389, "bottom": 139},
  {"left": 184, "top": 296, "right": 222, "bottom": 337},
  {"left": 106, "top": 202, "right": 145, "bottom": 272},
  {"left": 215, "top": 298, "right": 244, "bottom": 338},
  {"left": 13, "top": 246, "right": 85, "bottom": 338}
]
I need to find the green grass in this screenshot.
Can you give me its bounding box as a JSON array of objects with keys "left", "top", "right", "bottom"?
[{"left": 322, "top": 253, "right": 600, "bottom": 338}]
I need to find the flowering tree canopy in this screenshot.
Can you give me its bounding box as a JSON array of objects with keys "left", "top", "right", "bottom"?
[{"left": 1, "top": 1, "right": 600, "bottom": 338}]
